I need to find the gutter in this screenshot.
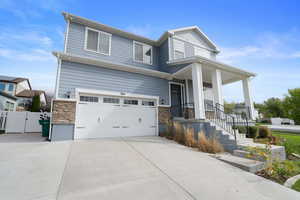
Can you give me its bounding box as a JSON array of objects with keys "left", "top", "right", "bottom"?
[{"left": 167, "top": 56, "right": 256, "bottom": 77}]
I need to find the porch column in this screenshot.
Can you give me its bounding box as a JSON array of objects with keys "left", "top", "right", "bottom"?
[
  {"left": 192, "top": 63, "right": 206, "bottom": 119},
  {"left": 242, "top": 78, "right": 255, "bottom": 120},
  {"left": 211, "top": 69, "right": 223, "bottom": 106}
]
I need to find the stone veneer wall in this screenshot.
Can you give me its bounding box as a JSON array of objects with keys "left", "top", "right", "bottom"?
[
  {"left": 184, "top": 108, "right": 195, "bottom": 119},
  {"left": 52, "top": 100, "right": 76, "bottom": 124},
  {"left": 158, "top": 106, "right": 171, "bottom": 123}
]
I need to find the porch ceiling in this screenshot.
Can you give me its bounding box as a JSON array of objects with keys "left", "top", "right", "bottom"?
[{"left": 172, "top": 63, "right": 248, "bottom": 85}]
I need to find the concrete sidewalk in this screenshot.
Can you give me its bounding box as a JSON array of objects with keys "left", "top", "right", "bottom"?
[{"left": 0, "top": 134, "right": 299, "bottom": 200}]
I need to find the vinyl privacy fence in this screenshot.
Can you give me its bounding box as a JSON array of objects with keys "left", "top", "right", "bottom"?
[{"left": 0, "top": 111, "right": 51, "bottom": 133}]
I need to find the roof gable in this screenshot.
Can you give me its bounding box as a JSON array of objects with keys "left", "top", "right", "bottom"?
[{"left": 168, "top": 26, "right": 218, "bottom": 52}]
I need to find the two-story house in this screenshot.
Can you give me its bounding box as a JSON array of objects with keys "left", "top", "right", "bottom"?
[
  {"left": 51, "top": 12, "right": 256, "bottom": 145},
  {"left": 0, "top": 75, "right": 47, "bottom": 111}
]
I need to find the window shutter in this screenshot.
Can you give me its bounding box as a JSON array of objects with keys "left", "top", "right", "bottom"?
[
  {"left": 134, "top": 43, "right": 143, "bottom": 61},
  {"left": 86, "top": 29, "right": 99, "bottom": 51},
  {"left": 99, "top": 32, "right": 110, "bottom": 55}
]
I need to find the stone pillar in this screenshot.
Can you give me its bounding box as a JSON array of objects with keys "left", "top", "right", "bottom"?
[
  {"left": 242, "top": 78, "right": 255, "bottom": 120},
  {"left": 212, "top": 69, "right": 223, "bottom": 106},
  {"left": 192, "top": 63, "right": 205, "bottom": 119},
  {"left": 158, "top": 106, "right": 171, "bottom": 124},
  {"left": 52, "top": 99, "right": 76, "bottom": 124}
]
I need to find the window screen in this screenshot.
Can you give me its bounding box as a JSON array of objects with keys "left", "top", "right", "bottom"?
[
  {"left": 99, "top": 32, "right": 110, "bottom": 55},
  {"left": 80, "top": 96, "right": 99, "bottom": 102},
  {"left": 8, "top": 83, "right": 14, "bottom": 92},
  {"left": 103, "top": 97, "right": 119, "bottom": 104},
  {"left": 134, "top": 43, "right": 143, "bottom": 61},
  {"left": 86, "top": 29, "right": 99, "bottom": 51},
  {"left": 124, "top": 99, "right": 138, "bottom": 105},
  {"left": 0, "top": 83, "right": 5, "bottom": 91}
]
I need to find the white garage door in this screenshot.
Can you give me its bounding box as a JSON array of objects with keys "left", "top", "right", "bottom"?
[{"left": 75, "top": 94, "right": 158, "bottom": 139}]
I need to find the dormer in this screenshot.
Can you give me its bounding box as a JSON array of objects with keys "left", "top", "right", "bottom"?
[{"left": 168, "top": 26, "right": 219, "bottom": 61}]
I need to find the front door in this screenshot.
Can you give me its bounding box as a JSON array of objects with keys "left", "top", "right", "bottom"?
[{"left": 170, "top": 84, "right": 183, "bottom": 117}]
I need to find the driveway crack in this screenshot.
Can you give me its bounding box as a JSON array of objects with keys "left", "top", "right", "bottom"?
[
  {"left": 122, "top": 138, "right": 197, "bottom": 200},
  {"left": 56, "top": 142, "right": 73, "bottom": 200}
]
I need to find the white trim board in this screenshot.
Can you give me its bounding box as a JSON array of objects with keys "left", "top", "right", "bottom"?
[{"left": 53, "top": 52, "right": 172, "bottom": 80}]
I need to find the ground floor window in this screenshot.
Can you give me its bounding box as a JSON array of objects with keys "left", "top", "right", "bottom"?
[{"left": 5, "top": 101, "right": 15, "bottom": 111}]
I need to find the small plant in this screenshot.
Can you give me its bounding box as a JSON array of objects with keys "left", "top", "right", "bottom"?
[
  {"left": 258, "top": 126, "right": 272, "bottom": 138},
  {"left": 197, "top": 132, "right": 224, "bottom": 154},
  {"left": 292, "top": 179, "right": 300, "bottom": 192}
]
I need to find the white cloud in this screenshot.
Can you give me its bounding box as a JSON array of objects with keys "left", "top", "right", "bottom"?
[
  {"left": 0, "top": 48, "right": 55, "bottom": 62},
  {"left": 218, "top": 29, "right": 300, "bottom": 64}
]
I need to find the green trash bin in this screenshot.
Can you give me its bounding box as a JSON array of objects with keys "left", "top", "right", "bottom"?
[{"left": 39, "top": 120, "right": 50, "bottom": 137}]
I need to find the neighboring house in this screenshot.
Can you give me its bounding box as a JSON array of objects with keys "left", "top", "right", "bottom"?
[
  {"left": 232, "top": 103, "right": 259, "bottom": 120},
  {"left": 0, "top": 75, "right": 46, "bottom": 111},
  {"left": 16, "top": 90, "right": 47, "bottom": 111},
  {"left": 51, "top": 12, "right": 256, "bottom": 142},
  {"left": 0, "top": 91, "right": 17, "bottom": 111}
]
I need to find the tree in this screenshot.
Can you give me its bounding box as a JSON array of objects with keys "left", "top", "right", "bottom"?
[
  {"left": 283, "top": 88, "right": 300, "bottom": 125},
  {"left": 261, "top": 98, "right": 285, "bottom": 118},
  {"left": 31, "top": 95, "right": 41, "bottom": 112},
  {"left": 224, "top": 101, "right": 235, "bottom": 114}
]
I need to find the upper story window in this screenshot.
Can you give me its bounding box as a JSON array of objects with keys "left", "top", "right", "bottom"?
[
  {"left": 7, "top": 83, "right": 14, "bottom": 92},
  {"left": 0, "top": 82, "right": 5, "bottom": 91},
  {"left": 85, "top": 27, "right": 111, "bottom": 55},
  {"left": 133, "top": 41, "right": 152, "bottom": 65},
  {"left": 173, "top": 39, "right": 185, "bottom": 59}
]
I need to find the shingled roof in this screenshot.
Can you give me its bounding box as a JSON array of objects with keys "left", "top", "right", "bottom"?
[{"left": 16, "top": 89, "right": 45, "bottom": 98}]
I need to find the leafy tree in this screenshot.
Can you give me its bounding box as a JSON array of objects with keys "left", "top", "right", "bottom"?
[
  {"left": 224, "top": 101, "right": 236, "bottom": 114},
  {"left": 261, "top": 98, "right": 285, "bottom": 118},
  {"left": 283, "top": 88, "right": 300, "bottom": 125},
  {"left": 31, "top": 95, "right": 41, "bottom": 112}
]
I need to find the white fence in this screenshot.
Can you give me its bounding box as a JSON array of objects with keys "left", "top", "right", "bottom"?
[{"left": 0, "top": 111, "right": 51, "bottom": 133}]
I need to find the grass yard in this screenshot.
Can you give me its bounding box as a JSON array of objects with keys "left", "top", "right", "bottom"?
[
  {"left": 272, "top": 131, "right": 300, "bottom": 155},
  {"left": 292, "top": 179, "right": 300, "bottom": 192}
]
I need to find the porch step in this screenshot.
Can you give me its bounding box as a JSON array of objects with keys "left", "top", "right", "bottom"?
[
  {"left": 215, "top": 153, "right": 265, "bottom": 173},
  {"left": 233, "top": 149, "right": 266, "bottom": 161}
]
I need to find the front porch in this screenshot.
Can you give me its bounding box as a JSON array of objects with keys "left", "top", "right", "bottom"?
[{"left": 169, "top": 61, "right": 256, "bottom": 121}]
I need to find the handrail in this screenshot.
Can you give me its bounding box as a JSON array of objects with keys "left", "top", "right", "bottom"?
[{"left": 204, "top": 102, "right": 237, "bottom": 143}]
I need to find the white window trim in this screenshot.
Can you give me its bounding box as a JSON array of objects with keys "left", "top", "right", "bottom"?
[
  {"left": 172, "top": 38, "right": 185, "bottom": 59},
  {"left": 133, "top": 41, "right": 153, "bottom": 65},
  {"left": 84, "top": 27, "right": 112, "bottom": 56}
]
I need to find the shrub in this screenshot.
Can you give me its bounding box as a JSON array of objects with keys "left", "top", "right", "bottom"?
[
  {"left": 197, "top": 132, "right": 224, "bottom": 154},
  {"left": 173, "top": 122, "right": 185, "bottom": 144},
  {"left": 248, "top": 126, "right": 258, "bottom": 138},
  {"left": 184, "top": 127, "right": 197, "bottom": 147},
  {"left": 258, "top": 126, "right": 272, "bottom": 138},
  {"left": 233, "top": 125, "right": 247, "bottom": 134}
]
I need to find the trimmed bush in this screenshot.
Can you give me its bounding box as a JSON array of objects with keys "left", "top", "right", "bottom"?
[
  {"left": 248, "top": 126, "right": 258, "bottom": 138},
  {"left": 258, "top": 126, "right": 272, "bottom": 138}
]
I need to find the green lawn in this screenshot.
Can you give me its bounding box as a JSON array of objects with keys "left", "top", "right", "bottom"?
[
  {"left": 292, "top": 179, "right": 300, "bottom": 192},
  {"left": 272, "top": 131, "right": 300, "bottom": 155}
]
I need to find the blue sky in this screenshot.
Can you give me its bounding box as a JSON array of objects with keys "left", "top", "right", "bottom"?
[{"left": 0, "top": 0, "right": 299, "bottom": 103}]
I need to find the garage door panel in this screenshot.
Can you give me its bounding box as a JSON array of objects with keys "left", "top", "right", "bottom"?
[{"left": 75, "top": 94, "right": 157, "bottom": 139}]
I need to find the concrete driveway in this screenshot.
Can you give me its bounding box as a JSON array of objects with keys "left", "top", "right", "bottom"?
[{"left": 0, "top": 133, "right": 299, "bottom": 200}]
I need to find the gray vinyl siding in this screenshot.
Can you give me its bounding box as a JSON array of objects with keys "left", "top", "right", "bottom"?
[
  {"left": 58, "top": 61, "right": 170, "bottom": 105},
  {"left": 66, "top": 22, "right": 160, "bottom": 71},
  {"left": 158, "top": 39, "right": 169, "bottom": 72}
]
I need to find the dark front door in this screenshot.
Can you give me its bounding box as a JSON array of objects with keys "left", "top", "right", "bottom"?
[{"left": 171, "top": 84, "right": 183, "bottom": 117}]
